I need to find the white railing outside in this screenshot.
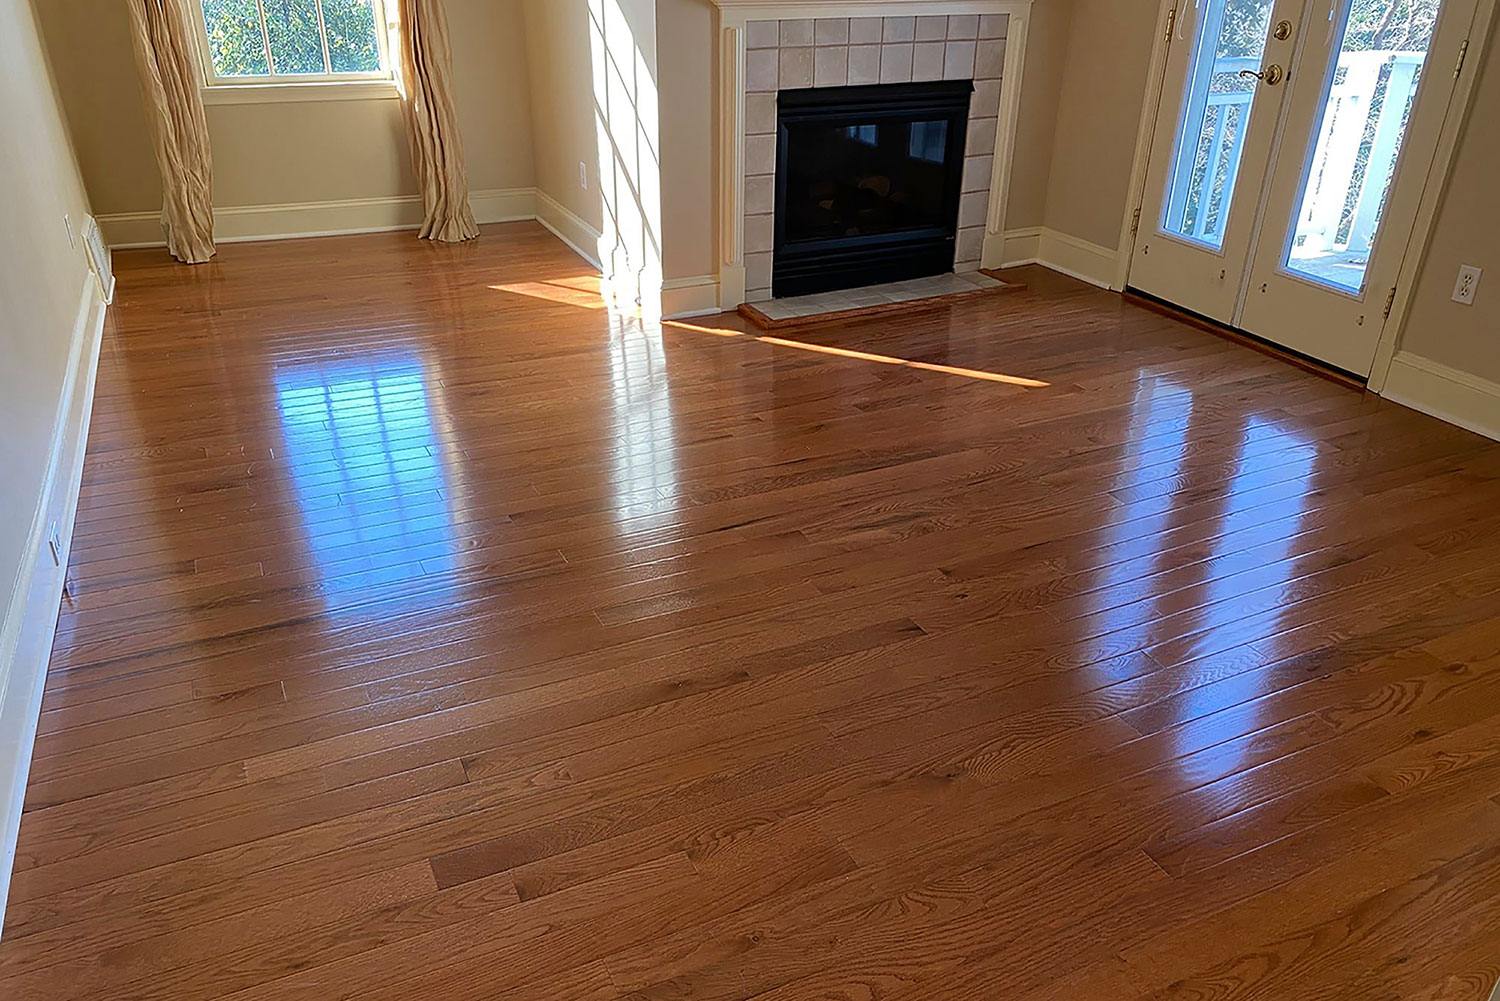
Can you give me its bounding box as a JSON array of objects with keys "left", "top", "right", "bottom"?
[
  {"left": 1165, "top": 54, "right": 1258, "bottom": 245},
  {"left": 1168, "top": 48, "right": 1424, "bottom": 256},
  {"left": 1292, "top": 50, "right": 1425, "bottom": 259}
]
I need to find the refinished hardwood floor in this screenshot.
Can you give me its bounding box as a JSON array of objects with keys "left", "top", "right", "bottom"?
[{"left": 4, "top": 222, "right": 1500, "bottom": 1000}]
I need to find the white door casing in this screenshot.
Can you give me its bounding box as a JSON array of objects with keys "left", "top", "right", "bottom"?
[{"left": 1236, "top": 0, "right": 1481, "bottom": 375}]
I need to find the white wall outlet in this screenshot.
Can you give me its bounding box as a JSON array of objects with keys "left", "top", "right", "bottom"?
[
  {"left": 578, "top": 161, "right": 588, "bottom": 190},
  {"left": 47, "top": 522, "right": 63, "bottom": 567},
  {"left": 1452, "top": 264, "right": 1482, "bottom": 305},
  {"left": 64, "top": 213, "right": 76, "bottom": 249}
]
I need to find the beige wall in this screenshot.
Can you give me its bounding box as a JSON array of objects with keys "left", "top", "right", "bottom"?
[
  {"left": 0, "top": 0, "right": 94, "bottom": 619},
  {"left": 523, "top": 0, "right": 606, "bottom": 233},
  {"left": 445, "top": 0, "right": 537, "bottom": 194},
  {"left": 657, "top": 0, "right": 717, "bottom": 280},
  {"left": 1005, "top": 0, "right": 1074, "bottom": 232},
  {"left": 525, "top": 0, "right": 664, "bottom": 286},
  {"left": 1393, "top": 22, "right": 1500, "bottom": 385},
  {"left": 34, "top": 0, "right": 536, "bottom": 217},
  {"left": 1041, "top": 0, "right": 1155, "bottom": 249}
]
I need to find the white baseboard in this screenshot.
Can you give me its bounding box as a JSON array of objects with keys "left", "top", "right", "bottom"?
[
  {"left": 467, "top": 188, "right": 539, "bottom": 227},
  {"left": 0, "top": 276, "right": 106, "bottom": 934},
  {"left": 994, "top": 225, "right": 1041, "bottom": 269},
  {"left": 1380, "top": 351, "right": 1500, "bottom": 443},
  {"left": 532, "top": 189, "right": 604, "bottom": 272},
  {"left": 97, "top": 187, "right": 537, "bottom": 249},
  {"left": 997, "top": 226, "right": 1119, "bottom": 289},
  {"left": 661, "top": 275, "right": 722, "bottom": 319},
  {"left": 717, "top": 265, "right": 747, "bottom": 312}
]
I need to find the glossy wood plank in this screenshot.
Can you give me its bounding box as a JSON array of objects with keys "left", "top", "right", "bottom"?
[{"left": 4, "top": 223, "right": 1500, "bottom": 1000}]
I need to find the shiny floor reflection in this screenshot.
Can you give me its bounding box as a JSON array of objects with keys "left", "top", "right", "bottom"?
[
  {"left": 11, "top": 224, "right": 1500, "bottom": 1001},
  {"left": 275, "top": 354, "right": 457, "bottom": 595}
]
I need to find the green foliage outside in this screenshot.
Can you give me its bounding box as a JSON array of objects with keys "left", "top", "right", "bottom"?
[
  {"left": 1214, "top": 0, "right": 1440, "bottom": 56},
  {"left": 200, "top": 0, "right": 381, "bottom": 78}
]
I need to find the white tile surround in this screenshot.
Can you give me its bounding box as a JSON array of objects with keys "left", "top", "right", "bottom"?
[
  {"left": 712, "top": 1, "right": 1032, "bottom": 312},
  {"left": 742, "top": 13, "right": 1008, "bottom": 303}
]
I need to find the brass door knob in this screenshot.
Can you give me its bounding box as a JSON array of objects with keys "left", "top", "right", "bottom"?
[{"left": 1239, "top": 63, "right": 1285, "bottom": 85}]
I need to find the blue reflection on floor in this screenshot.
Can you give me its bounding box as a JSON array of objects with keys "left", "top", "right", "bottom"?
[{"left": 275, "top": 355, "right": 456, "bottom": 596}]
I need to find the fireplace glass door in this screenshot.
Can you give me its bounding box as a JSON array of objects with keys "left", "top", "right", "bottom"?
[{"left": 774, "top": 81, "right": 973, "bottom": 298}]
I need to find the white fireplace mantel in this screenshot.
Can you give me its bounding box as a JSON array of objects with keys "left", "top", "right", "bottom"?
[{"left": 711, "top": 0, "right": 1033, "bottom": 308}]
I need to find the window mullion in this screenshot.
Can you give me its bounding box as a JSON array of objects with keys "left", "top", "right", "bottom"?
[
  {"left": 371, "top": 0, "right": 392, "bottom": 74},
  {"left": 313, "top": 0, "right": 333, "bottom": 75},
  {"left": 253, "top": 0, "right": 277, "bottom": 76}
]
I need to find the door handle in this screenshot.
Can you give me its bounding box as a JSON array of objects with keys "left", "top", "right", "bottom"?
[{"left": 1239, "top": 64, "right": 1285, "bottom": 85}]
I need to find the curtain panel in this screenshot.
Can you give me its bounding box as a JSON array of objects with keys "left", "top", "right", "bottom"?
[
  {"left": 396, "top": 0, "right": 480, "bottom": 243},
  {"left": 126, "top": 0, "right": 216, "bottom": 264}
]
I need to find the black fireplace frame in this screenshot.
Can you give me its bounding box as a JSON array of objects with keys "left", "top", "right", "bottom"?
[{"left": 772, "top": 80, "right": 974, "bottom": 299}]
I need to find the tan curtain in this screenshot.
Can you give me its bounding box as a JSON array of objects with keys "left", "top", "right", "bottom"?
[
  {"left": 126, "top": 0, "right": 215, "bottom": 264},
  {"left": 396, "top": 0, "right": 479, "bottom": 242}
]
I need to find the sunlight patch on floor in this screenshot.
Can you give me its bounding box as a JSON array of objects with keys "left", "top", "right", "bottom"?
[
  {"left": 666, "top": 320, "right": 1050, "bottom": 388},
  {"left": 488, "top": 276, "right": 609, "bottom": 309}
]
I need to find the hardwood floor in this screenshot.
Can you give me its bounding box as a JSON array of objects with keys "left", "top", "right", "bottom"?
[{"left": 4, "top": 221, "right": 1500, "bottom": 1000}]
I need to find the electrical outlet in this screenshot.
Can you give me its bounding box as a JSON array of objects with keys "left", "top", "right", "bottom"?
[
  {"left": 1452, "top": 265, "right": 1482, "bottom": 305},
  {"left": 64, "top": 214, "right": 76, "bottom": 249},
  {"left": 578, "top": 162, "right": 588, "bottom": 190}
]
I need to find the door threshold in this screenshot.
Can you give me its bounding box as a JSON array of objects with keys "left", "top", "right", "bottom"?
[{"left": 1124, "top": 289, "right": 1367, "bottom": 391}]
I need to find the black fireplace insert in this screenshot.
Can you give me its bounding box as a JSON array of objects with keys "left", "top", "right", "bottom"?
[{"left": 772, "top": 80, "right": 973, "bottom": 298}]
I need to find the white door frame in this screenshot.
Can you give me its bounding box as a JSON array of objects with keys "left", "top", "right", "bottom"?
[
  {"left": 1368, "top": 0, "right": 1498, "bottom": 391},
  {"left": 1114, "top": 0, "right": 1498, "bottom": 390},
  {"left": 1111, "top": 0, "right": 1190, "bottom": 294}
]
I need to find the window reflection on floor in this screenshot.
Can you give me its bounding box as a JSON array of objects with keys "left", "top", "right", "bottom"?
[
  {"left": 1205, "top": 414, "right": 1320, "bottom": 614},
  {"left": 275, "top": 355, "right": 456, "bottom": 595},
  {"left": 1081, "top": 375, "right": 1196, "bottom": 644},
  {"left": 1087, "top": 381, "right": 1320, "bottom": 780},
  {"left": 605, "top": 315, "right": 680, "bottom": 528},
  {"left": 1164, "top": 414, "right": 1319, "bottom": 766}
]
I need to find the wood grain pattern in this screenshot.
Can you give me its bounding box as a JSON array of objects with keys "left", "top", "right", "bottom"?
[{"left": 3, "top": 221, "right": 1499, "bottom": 1000}]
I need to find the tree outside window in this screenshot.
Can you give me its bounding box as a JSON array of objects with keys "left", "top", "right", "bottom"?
[{"left": 198, "top": 0, "right": 387, "bottom": 81}]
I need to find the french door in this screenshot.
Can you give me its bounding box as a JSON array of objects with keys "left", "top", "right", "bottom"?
[{"left": 1129, "top": 0, "right": 1477, "bottom": 376}]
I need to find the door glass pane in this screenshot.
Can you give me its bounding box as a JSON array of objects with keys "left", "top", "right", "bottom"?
[
  {"left": 1284, "top": 0, "right": 1441, "bottom": 293},
  {"left": 1160, "top": 0, "right": 1276, "bottom": 249}
]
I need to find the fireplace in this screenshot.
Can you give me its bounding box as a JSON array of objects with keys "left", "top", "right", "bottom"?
[{"left": 772, "top": 81, "right": 974, "bottom": 298}]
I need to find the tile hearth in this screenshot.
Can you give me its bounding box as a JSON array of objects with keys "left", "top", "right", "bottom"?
[{"left": 743, "top": 270, "right": 1009, "bottom": 325}]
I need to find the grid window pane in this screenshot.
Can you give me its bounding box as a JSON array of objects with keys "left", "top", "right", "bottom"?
[
  {"left": 201, "top": 0, "right": 270, "bottom": 76},
  {"left": 199, "top": 0, "right": 384, "bottom": 79},
  {"left": 322, "top": 0, "right": 382, "bottom": 73},
  {"left": 264, "top": 0, "right": 327, "bottom": 75}
]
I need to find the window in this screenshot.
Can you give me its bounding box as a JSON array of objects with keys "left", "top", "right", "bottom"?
[
  {"left": 195, "top": 0, "right": 392, "bottom": 85},
  {"left": 907, "top": 120, "right": 948, "bottom": 163}
]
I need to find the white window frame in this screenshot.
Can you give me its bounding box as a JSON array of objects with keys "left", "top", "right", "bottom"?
[{"left": 189, "top": 0, "right": 400, "bottom": 105}]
